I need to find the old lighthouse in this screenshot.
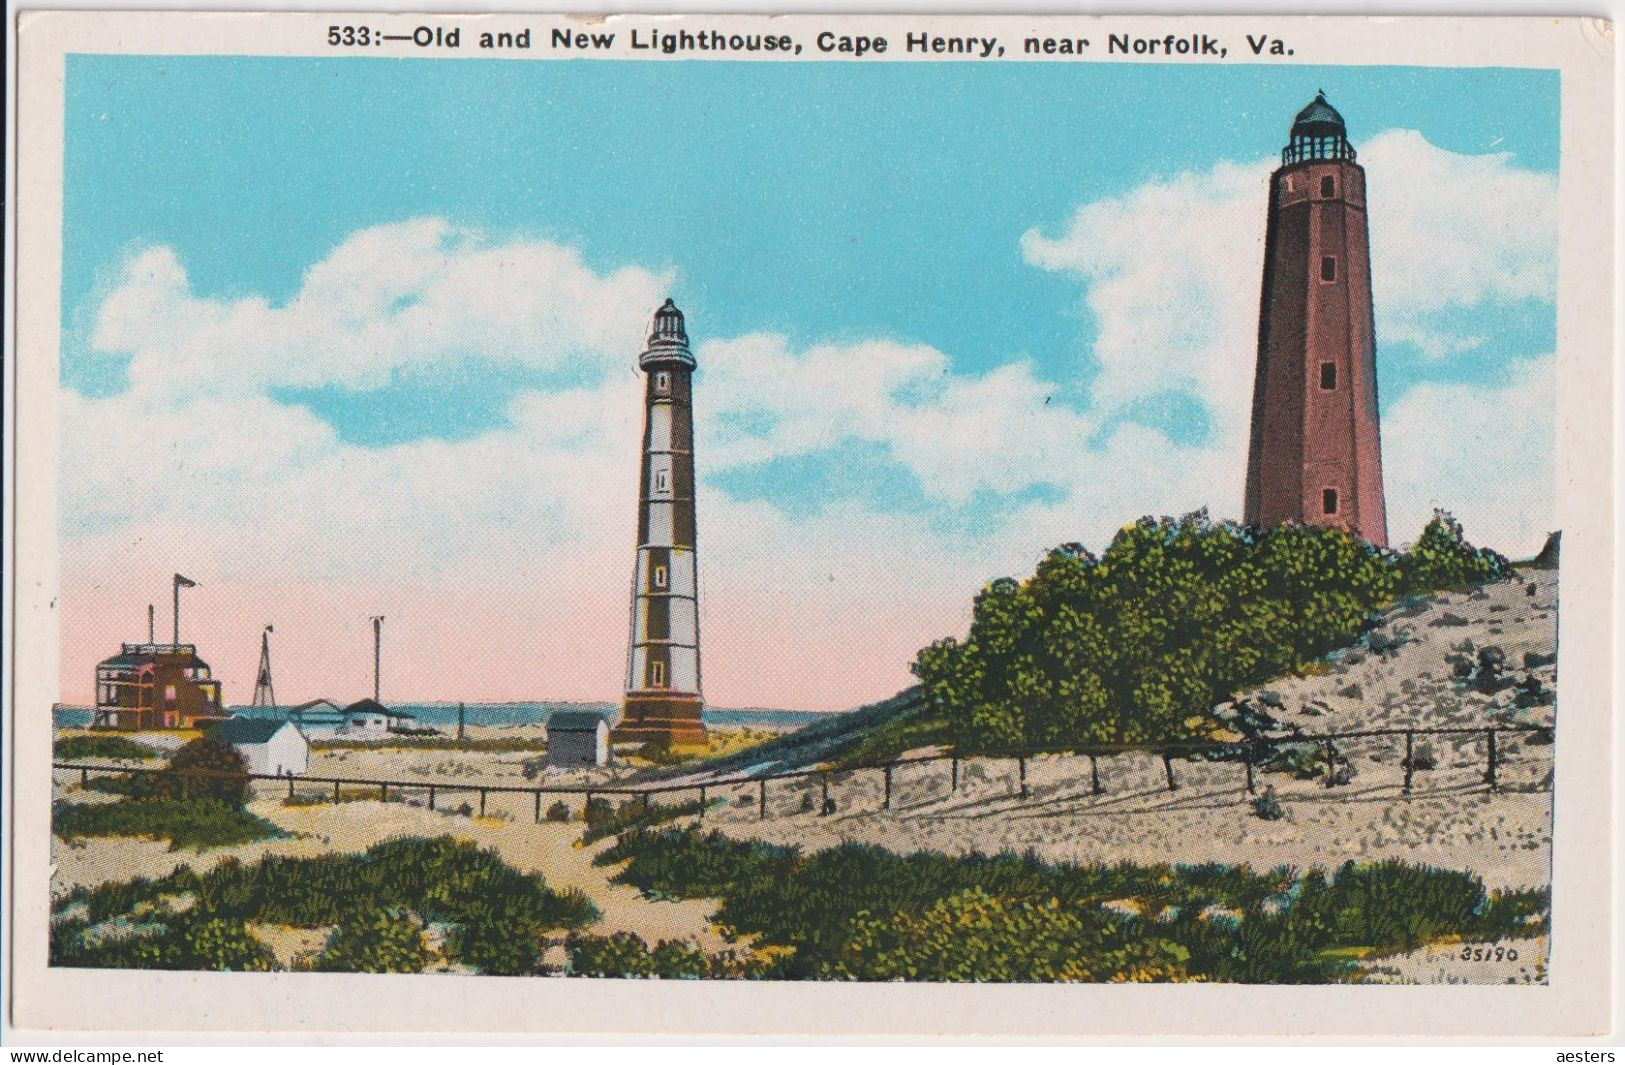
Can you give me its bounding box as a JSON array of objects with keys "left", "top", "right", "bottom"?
[
  {"left": 1244, "top": 92, "right": 1389, "bottom": 547},
  {"left": 616, "top": 298, "right": 707, "bottom": 747}
]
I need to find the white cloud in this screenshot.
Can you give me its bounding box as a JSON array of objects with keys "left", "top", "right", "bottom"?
[
  {"left": 1021, "top": 127, "right": 1557, "bottom": 554},
  {"left": 93, "top": 219, "right": 671, "bottom": 398},
  {"left": 1382, "top": 356, "right": 1555, "bottom": 553},
  {"left": 60, "top": 129, "right": 1560, "bottom": 707}
]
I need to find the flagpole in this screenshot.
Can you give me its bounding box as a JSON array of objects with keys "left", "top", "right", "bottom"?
[{"left": 173, "top": 576, "right": 180, "bottom": 645}]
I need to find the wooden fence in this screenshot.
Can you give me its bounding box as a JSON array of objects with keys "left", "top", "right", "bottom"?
[{"left": 53, "top": 722, "right": 1552, "bottom": 823}]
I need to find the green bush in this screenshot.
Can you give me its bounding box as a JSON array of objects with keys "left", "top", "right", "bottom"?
[
  {"left": 546, "top": 800, "right": 572, "bottom": 822},
  {"left": 1399, "top": 510, "right": 1512, "bottom": 596},
  {"left": 598, "top": 827, "right": 1547, "bottom": 984},
  {"left": 143, "top": 738, "right": 251, "bottom": 808},
  {"left": 566, "top": 932, "right": 714, "bottom": 979},
  {"left": 50, "top": 913, "right": 274, "bottom": 971},
  {"left": 55, "top": 735, "right": 160, "bottom": 761},
  {"left": 580, "top": 797, "right": 709, "bottom": 845},
  {"left": 833, "top": 887, "right": 1188, "bottom": 982},
  {"left": 52, "top": 799, "right": 282, "bottom": 851},
  {"left": 913, "top": 510, "right": 1507, "bottom": 756},
  {"left": 314, "top": 905, "right": 431, "bottom": 973},
  {"left": 51, "top": 835, "right": 600, "bottom": 975}
]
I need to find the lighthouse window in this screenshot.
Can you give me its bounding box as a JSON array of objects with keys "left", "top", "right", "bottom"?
[
  {"left": 655, "top": 372, "right": 671, "bottom": 394},
  {"left": 654, "top": 469, "right": 668, "bottom": 493},
  {"left": 1320, "top": 362, "right": 1338, "bottom": 390},
  {"left": 652, "top": 565, "right": 668, "bottom": 590},
  {"left": 1322, "top": 488, "right": 1340, "bottom": 515},
  {"left": 1320, "top": 175, "right": 1336, "bottom": 198},
  {"left": 1320, "top": 256, "right": 1338, "bottom": 283},
  {"left": 650, "top": 660, "right": 667, "bottom": 688}
]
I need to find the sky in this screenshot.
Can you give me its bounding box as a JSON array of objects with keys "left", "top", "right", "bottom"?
[{"left": 57, "top": 55, "right": 1560, "bottom": 710}]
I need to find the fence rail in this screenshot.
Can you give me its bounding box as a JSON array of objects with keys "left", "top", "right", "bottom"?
[{"left": 53, "top": 722, "right": 1552, "bottom": 822}]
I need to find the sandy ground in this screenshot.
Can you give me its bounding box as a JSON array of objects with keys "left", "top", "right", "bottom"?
[
  {"left": 51, "top": 788, "right": 727, "bottom": 951},
  {"left": 50, "top": 571, "right": 1557, "bottom": 979},
  {"left": 678, "top": 572, "right": 1557, "bottom": 893}
]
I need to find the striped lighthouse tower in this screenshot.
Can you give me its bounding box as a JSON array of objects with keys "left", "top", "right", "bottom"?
[{"left": 616, "top": 299, "right": 706, "bottom": 747}]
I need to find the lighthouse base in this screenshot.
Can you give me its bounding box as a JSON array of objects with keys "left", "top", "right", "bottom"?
[{"left": 615, "top": 692, "right": 706, "bottom": 747}]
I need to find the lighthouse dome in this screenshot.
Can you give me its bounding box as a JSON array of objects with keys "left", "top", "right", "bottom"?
[
  {"left": 1290, "top": 92, "right": 1346, "bottom": 137},
  {"left": 640, "top": 298, "right": 696, "bottom": 368},
  {"left": 1282, "top": 91, "right": 1356, "bottom": 167}
]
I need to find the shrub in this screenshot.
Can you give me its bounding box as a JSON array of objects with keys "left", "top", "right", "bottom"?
[
  {"left": 1405, "top": 743, "right": 1438, "bottom": 772},
  {"left": 147, "top": 738, "right": 251, "bottom": 808},
  {"left": 1399, "top": 510, "right": 1511, "bottom": 597},
  {"left": 580, "top": 797, "right": 709, "bottom": 845},
  {"left": 51, "top": 914, "right": 275, "bottom": 971},
  {"left": 55, "top": 735, "right": 159, "bottom": 761},
  {"left": 599, "top": 827, "right": 1544, "bottom": 984},
  {"left": 546, "top": 800, "right": 572, "bottom": 822},
  {"left": 52, "top": 798, "right": 282, "bottom": 851},
  {"left": 832, "top": 887, "right": 1188, "bottom": 982},
  {"left": 1251, "top": 787, "right": 1284, "bottom": 821},
  {"left": 566, "top": 932, "right": 714, "bottom": 979},
  {"left": 582, "top": 797, "right": 614, "bottom": 825},
  {"left": 314, "top": 905, "right": 431, "bottom": 973},
  {"left": 912, "top": 510, "right": 1509, "bottom": 758}
]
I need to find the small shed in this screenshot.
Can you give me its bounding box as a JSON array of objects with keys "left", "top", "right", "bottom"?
[
  {"left": 340, "top": 698, "right": 391, "bottom": 736},
  {"left": 210, "top": 717, "right": 310, "bottom": 777},
  {"left": 546, "top": 711, "right": 611, "bottom": 768}
]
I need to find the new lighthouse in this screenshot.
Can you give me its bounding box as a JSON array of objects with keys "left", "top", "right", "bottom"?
[
  {"left": 617, "top": 299, "right": 707, "bottom": 747},
  {"left": 1244, "top": 93, "right": 1389, "bottom": 547}
]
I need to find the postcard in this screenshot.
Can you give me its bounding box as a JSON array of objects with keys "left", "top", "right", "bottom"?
[{"left": 5, "top": 10, "right": 1616, "bottom": 1039}]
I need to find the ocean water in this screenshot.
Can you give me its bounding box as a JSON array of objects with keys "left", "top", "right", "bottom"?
[{"left": 53, "top": 701, "right": 834, "bottom": 732}]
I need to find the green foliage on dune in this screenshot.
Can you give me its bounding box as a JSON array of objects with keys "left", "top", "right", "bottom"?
[
  {"left": 51, "top": 835, "right": 599, "bottom": 974},
  {"left": 54, "top": 734, "right": 160, "bottom": 761},
  {"left": 912, "top": 510, "right": 1510, "bottom": 755},
  {"left": 53, "top": 799, "right": 282, "bottom": 851},
  {"left": 597, "top": 827, "right": 1548, "bottom": 983}
]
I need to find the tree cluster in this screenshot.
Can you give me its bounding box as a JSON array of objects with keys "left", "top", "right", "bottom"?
[{"left": 911, "top": 511, "right": 1510, "bottom": 754}]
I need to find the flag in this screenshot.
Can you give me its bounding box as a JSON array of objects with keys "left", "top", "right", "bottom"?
[{"left": 174, "top": 573, "right": 197, "bottom": 588}]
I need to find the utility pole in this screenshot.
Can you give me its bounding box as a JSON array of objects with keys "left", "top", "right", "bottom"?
[
  {"left": 173, "top": 574, "right": 197, "bottom": 645},
  {"left": 370, "top": 616, "right": 384, "bottom": 703},
  {"left": 147, "top": 604, "right": 155, "bottom": 644},
  {"left": 458, "top": 701, "right": 466, "bottom": 743},
  {"left": 252, "top": 625, "right": 276, "bottom": 708}
]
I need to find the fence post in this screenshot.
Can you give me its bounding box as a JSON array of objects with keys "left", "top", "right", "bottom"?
[
  {"left": 1162, "top": 753, "right": 1177, "bottom": 792},
  {"left": 758, "top": 779, "right": 767, "bottom": 820},
  {"left": 1090, "top": 755, "right": 1104, "bottom": 796},
  {"left": 884, "top": 765, "right": 894, "bottom": 809},
  {"left": 950, "top": 757, "right": 959, "bottom": 793},
  {"left": 479, "top": 788, "right": 487, "bottom": 817},
  {"left": 287, "top": 774, "right": 294, "bottom": 800},
  {"left": 1244, "top": 753, "right": 1255, "bottom": 796},
  {"left": 1486, "top": 729, "right": 1498, "bottom": 792},
  {"left": 1323, "top": 740, "right": 1336, "bottom": 788},
  {"left": 534, "top": 791, "right": 541, "bottom": 822},
  {"left": 429, "top": 785, "right": 436, "bottom": 811},
  {"left": 585, "top": 790, "right": 594, "bottom": 818},
  {"left": 380, "top": 781, "right": 388, "bottom": 802},
  {"left": 334, "top": 780, "right": 341, "bottom": 803},
  {"left": 821, "top": 776, "right": 830, "bottom": 813},
  {"left": 81, "top": 767, "right": 89, "bottom": 788},
  {"left": 699, "top": 785, "right": 707, "bottom": 817},
  {"left": 1018, "top": 757, "right": 1028, "bottom": 799},
  {"left": 1404, "top": 731, "right": 1415, "bottom": 795}
]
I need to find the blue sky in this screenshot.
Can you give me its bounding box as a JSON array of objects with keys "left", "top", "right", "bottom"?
[
  {"left": 63, "top": 57, "right": 1557, "bottom": 439},
  {"left": 57, "top": 55, "right": 1562, "bottom": 706}
]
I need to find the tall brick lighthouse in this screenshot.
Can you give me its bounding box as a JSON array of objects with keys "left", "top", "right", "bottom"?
[
  {"left": 1244, "top": 92, "right": 1388, "bottom": 547},
  {"left": 616, "top": 298, "right": 707, "bottom": 747}
]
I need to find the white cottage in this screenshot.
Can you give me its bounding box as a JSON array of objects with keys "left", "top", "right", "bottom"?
[
  {"left": 210, "top": 717, "right": 310, "bottom": 777},
  {"left": 546, "top": 711, "right": 611, "bottom": 769}
]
